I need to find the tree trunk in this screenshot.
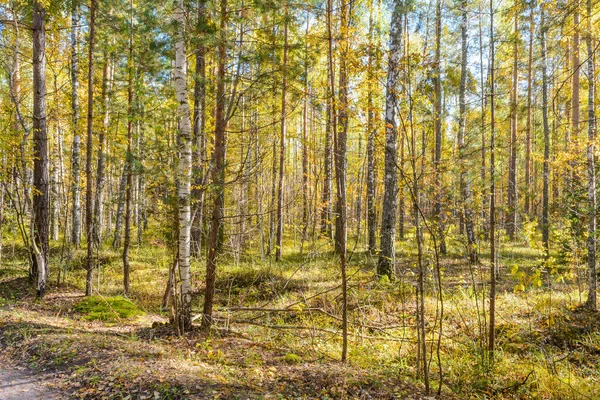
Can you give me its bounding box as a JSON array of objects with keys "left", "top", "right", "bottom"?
[
  {"left": 70, "top": 0, "right": 81, "bottom": 247},
  {"left": 507, "top": 8, "right": 518, "bottom": 241},
  {"left": 541, "top": 9, "right": 550, "bottom": 257},
  {"left": 366, "top": 0, "right": 377, "bottom": 254},
  {"left": 320, "top": 97, "right": 333, "bottom": 239},
  {"left": 334, "top": 0, "right": 350, "bottom": 362},
  {"left": 334, "top": 0, "right": 349, "bottom": 257},
  {"left": 275, "top": 7, "right": 289, "bottom": 262},
  {"left": 458, "top": 0, "right": 477, "bottom": 263},
  {"left": 488, "top": 0, "right": 496, "bottom": 360},
  {"left": 377, "top": 0, "right": 402, "bottom": 280},
  {"left": 202, "top": 0, "right": 228, "bottom": 330},
  {"left": 585, "top": 0, "right": 597, "bottom": 310},
  {"left": 123, "top": 4, "right": 135, "bottom": 294},
  {"left": 301, "top": 13, "right": 310, "bottom": 245},
  {"left": 174, "top": 0, "right": 193, "bottom": 330},
  {"left": 84, "top": 0, "right": 97, "bottom": 296},
  {"left": 525, "top": 4, "right": 534, "bottom": 218},
  {"left": 32, "top": 0, "right": 49, "bottom": 298},
  {"left": 191, "top": 0, "right": 207, "bottom": 256},
  {"left": 433, "top": 0, "right": 446, "bottom": 255},
  {"left": 94, "top": 53, "right": 111, "bottom": 245}
]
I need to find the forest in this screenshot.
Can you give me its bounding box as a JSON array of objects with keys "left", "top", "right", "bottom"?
[{"left": 0, "top": 0, "right": 599, "bottom": 398}]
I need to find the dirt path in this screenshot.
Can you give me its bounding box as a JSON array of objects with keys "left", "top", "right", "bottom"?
[{"left": 0, "top": 368, "right": 61, "bottom": 400}]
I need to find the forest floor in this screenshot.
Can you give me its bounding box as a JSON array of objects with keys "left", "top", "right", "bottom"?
[{"left": 0, "top": 233, "right": 599, "bottom": 399}]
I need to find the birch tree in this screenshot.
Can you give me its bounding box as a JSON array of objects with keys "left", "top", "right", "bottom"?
[
  {"left": 174, "top": 0, "right": 193, "bottom": 330},
  {"left": 377, "top": 0, "right": 403, "bottom": 280}
]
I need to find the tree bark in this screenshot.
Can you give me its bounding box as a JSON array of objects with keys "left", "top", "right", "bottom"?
[
  {"left": 202, "top": 0, "right": 228, "bottom": 330},
  {"left": 123, "top": 2, "right": 135, "bottom": 294},
  {"left": 275, "top": 7, "right": 289, "bottom": 262},
  {"left": 525, "top": 4, "right": 534, "bottom": 218},
  {"left": 191, "top": 0, "right": 207, "bottom": 256},
  {"left": 70, "top": 0, "right": 81, "bottom": 247},
  {"left": 334, "top": 0, "right": 350, "bottom": 362},
  {"left": 377, "top": 0, "right": 402, "bottom": 280},
  {"left": 32, "top": 0, "right": 49, "bottom": 298},
  {"left": 507, "top": 7, "right": 518, "bottom": 241},
  {"left": 585, "top": 0, "right": 596, "bottom": 310},
  {"left": 541, "top": 9, "right": 550, "bottom": 257},
  {"left": 174, "top": 0, "right": 193, "bottom": 330},
  {"left": 84, "top": 0, "right": 97, "bottom": 296},
  {"left": 94, "top": 53, "right": 111, "bottom": 245},
  {"left": 458, "top": 0, "right": 476, "bottom": 263},
  {"left": 488, "top": 0, "right": 496, "bottom": 360},
  {"left": 433, "top": 0, "right": 446, "bottom": 255}
]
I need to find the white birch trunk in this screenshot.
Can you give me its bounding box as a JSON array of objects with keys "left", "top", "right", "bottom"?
[{"left": 174, "top": 0, "right": 193, "bottom": 330}]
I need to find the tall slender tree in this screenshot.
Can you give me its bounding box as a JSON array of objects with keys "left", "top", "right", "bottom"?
[
  {"left": 71, "top": 0, "right": 81, "bottom": 247},
  {"left": 541, "top": 6, "right": 550, "bottom": 257},
  {"left": 32, "top": 0, "right": 49, "bottom": 298},
  {"left": 174, "top": 0, "right": 193, "bottom": 330},
  {"left": 84, "top": 0, "right": 97, "bottom": 296},
  {"left": 433, "top": 0, "right": 446, "bottom": 254},
  {"left": 377, "top": 0, "right": 402, "bottom": 280},
  {"left": 275, "top": 6, "right": 289, "bottom": 262},
  {"left": 458, "top": 0, "right": 476, "bottom": 263},
  {"left": 507, "top": 5, "right": 518, "bottom": 241},
  {"left": 202, "top": 0, "right": 228, "bottom": 329},
  {"left": 585, "top": 0, "right": 596, "bottom": 309}
]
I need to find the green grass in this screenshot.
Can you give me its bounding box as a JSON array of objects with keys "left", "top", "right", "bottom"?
[{"left": 73, "top": 295, "right": 145, "bottom": 321}]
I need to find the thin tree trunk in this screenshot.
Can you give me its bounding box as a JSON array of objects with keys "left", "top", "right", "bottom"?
[
  {"left": 585, "top": 0, "right": 597, "bottom": 310},
  {"left": 320, "top": 97, "right": 333, "bottom": 239},
  {"left": 458, "top": 0, "right": 476, "bottom": 263},
  {"left": 334, "top": 0, "right": 350, "bottom": 257},
  {"left": 84, "top": 0, "right": 96, "bottom": 296},
  {"left": 202, "top": 0, "right": 228, "bottom": 330},
  {"left": 334, "top": 0, "right": 350, "bottom": 362},
  {"left": 94, "top": 53, "right": 111, "bottom": 245},
  {"left": 174, "top": 0, "right": 193, "bottom": 330},
  {"left": 525, "top": 4, "right": 534, "bottom": 217},
  {"left": 123, "top": 2, "right": 135, "bottom": 294},
  {"left": 488, "top": 0, "right": 496, "bottom": 361},
  {"left": 507, "top": 7, "right": 518, "bottom": 241},
  {"left": 301, "top": 13, "right": 310, "bottom": 245},
  {"left": 323, "top": 0, "right": 337, "bottom": 242},
  {"left": 112, "top": 163, "right": 127, "bottom": 249},
  {"left": 541, "top": 9, "right": 550, "bottom": 257},
  {"left": 192, "top": 0, "right": 207, "bottom": 256},
  {"left": 366, "top": 0, "right": 376, "bottom": 255},
  {"left": 70, "top": 0, "right": 81, "bottom": 247},
  {"left": 433, "top": 0, "right": 446, "bottom": 255},
  {"left": 275, "top": 7, "right": 289, "bottom": 262},
  {"left": 377, "top": 0, "right": 402, "bottom": 280},
  {"left": 32, "top": 0, "right": 49, "bottom": 298}
]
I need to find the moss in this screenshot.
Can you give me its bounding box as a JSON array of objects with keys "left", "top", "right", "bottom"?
[
  {"left": 281, "top": 353, "right": 302, "bottom": 364},
  {"left": 73, "top": 296, "right": 144, "bottom": 321}
]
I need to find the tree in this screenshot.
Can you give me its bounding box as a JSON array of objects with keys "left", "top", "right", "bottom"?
[
  {"left": 84, "top": 0, "right": 97, "bottom": 296},
  {"left": 506, "top": 4, "right": 518, "bottom": 241},
  {"left": 585, "top": 0, "right": 596, "bottom": 309},
  {"left": 275, "top": 6, "right": 288, "bottom": 262},
  {"left": 71, "top": 0, "right": 82, "bottom": 247},
  {"left": 173, "top": 0, "right": 193, "bottom": 330},
  {"left": 32, "top": 0, "right": 49, "bottom": 298},
  {"left": 202, "top": 0, "right": 228, "bottom": 330},
  {"left": 488, "top": 0, "right": 497, "bottom": 361},
  {"left": 377, "top": 0, "right": 402, "bottom": 280},
  {"left": 457, "top": 0, "right": 476, "bottom": 263},
  {"left": 433, "top": 0, "right": 446, "bottom": 255},
  {"left": 366, "top": 0, "right": 377, "bottom": 255},
  {"left": 541, "top": 6, "right": 550, "bottom": 257},
  {"left": 123, "top": 1, "right": 135, "bottom": 294}
]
